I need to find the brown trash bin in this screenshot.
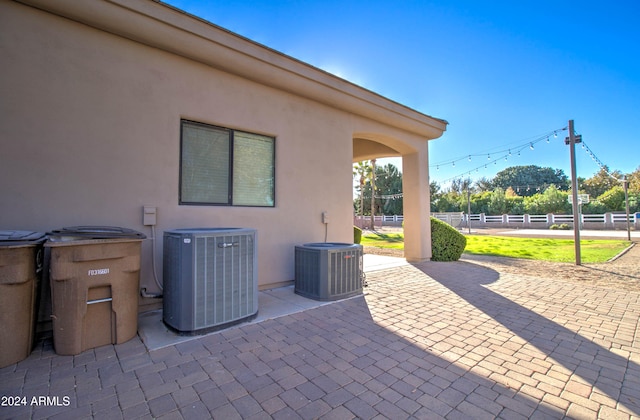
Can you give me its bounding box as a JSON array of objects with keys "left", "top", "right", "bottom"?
[
  {"left": 0, "top": 231, "right": 45, "bottom": 368},
  {"left": 45, "top": 227, "right": 145, "bottom": 356}
]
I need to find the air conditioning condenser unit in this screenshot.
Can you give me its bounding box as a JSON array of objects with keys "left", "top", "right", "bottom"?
[
  {"left": 163, "top": 228, "right": 257, "bottom": 335},
  {"left": 294, "top": 242, "right": 363, "bottom": 301}
]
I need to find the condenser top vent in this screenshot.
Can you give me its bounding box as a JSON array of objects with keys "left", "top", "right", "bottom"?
[
  {"left": 301, "top": 242, "right": 359, "bottom": 249},
  {"left": 167, "top": 227, "right": 246, "bottom": 234}
]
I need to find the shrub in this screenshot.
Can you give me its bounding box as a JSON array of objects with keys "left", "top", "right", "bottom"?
[
  {"left": 430, "top": 217, "right": 467, "bottom": 261},
  {"left": 550, "top": 223, "right": 571, "bottom": 230},
  {"left": 353, "top": 226, "right": 362, "bottom": 244}
]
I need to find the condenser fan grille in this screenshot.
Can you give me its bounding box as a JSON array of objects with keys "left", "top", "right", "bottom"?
[
  {"left": 163, "top": 228, "right": 257, "bottom": 335},
  {"left": 294, "top": 242, "right": 363, "bottom": 301}
]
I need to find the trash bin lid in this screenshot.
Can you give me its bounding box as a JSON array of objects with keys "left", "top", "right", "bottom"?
[
  {"left": 0, "top": 230, "right": 46, "bottom": 246},
  {"left": 48, "top": 226, "right": 146, "bottom": 240}
]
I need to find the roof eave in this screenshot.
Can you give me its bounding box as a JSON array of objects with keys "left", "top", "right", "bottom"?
[{"left": 18, "top": 0, "right": 448, "bottom": 139}]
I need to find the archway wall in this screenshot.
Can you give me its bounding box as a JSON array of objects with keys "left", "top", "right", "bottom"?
[{"left": 352, "top": 118, "right": 446, "bottom": 262}]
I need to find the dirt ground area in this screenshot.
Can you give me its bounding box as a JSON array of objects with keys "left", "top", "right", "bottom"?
[{"left": 363, "top": 228, "right": 640, "bottom": 292}]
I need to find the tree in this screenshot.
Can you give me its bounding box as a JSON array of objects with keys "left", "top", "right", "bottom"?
[
  {"left": 581, "top": 166, "right": 623, "bottom": 198},
  {"left": 472, "top": 191, "right": 491, "bottom": 214},
  {"left": 626, "top": 166, "right": 640, "bottom": 193},
  {"left": 433, "top": 192, "right": 460, "bottom": 212},
  {"left": 505, "top": 187, "right": 518, "bottom": 198},
  {"left": 475, "top": 177, "right": 493, "bottom": 192},
  {"left": 430, "top": 181, "right": 441, "bottom": 200},
  {"left": 487, "top": 188, "right": 508, "bottom": 215},
  {"left": 450, "top": 177, "right": 473, "bottom": 194},
  {"left": 583, "top": 200, "right": 607, "bottom": 214},
  {"left": 596, "top": 186, "right": 626, "bottom": 212},
  {"left": 492, "top": 165, "right": 569, "bottom": 196},
  {"left": 353, "top": 161, "right": 372, "bottom": 217},
  {"left": 355, "top": 162, "right": 405, "bottom": 220},
  {"left": 524, "top": 185, "right": 570, "bottom": 214},
  {"left": 374, "top": 163, "right": 403, "bottom": 215},
  {"left": 500, "top": 187, "right": 526, "bottom": 214},
  {"left": 430, "top": 181, "right": 444, "bottom": 212},
  {"left": 629, "top": 192, "right": 640, "bottom": 213}
]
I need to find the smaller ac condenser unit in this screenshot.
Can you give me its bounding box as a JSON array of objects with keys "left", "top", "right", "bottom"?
[
  {"left": 294, "top": 242, "right": 363, "bottom": 301},
  {"left": 163, "top": 228, "right": 257, "bottom": 335}
]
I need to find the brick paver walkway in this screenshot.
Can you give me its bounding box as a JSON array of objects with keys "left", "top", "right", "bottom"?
[{"left": 1, "top": 260, "right": 639, "bottom": 419}]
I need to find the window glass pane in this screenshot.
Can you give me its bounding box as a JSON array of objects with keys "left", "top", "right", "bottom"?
[
  {"left": 232, "top": 131, "right": 275, "bottom": 206},
  {"left": 181, "top": 122, "right": 230, "bottom": 204}
]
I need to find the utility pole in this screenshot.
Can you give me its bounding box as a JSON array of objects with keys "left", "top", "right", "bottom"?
[
  {"left": 623, "top": 176, "right": 631, "bottom": 241},
  {"left": 565, "top": 120, "right": 582, "bottom": 265},
  {"left": 467, "top": 188, "right": 472, "bottom": 235}
]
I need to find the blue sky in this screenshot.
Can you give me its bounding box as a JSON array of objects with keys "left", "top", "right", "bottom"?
[{"left": 165, "top": 0, "right": 639, "bottom": 187}]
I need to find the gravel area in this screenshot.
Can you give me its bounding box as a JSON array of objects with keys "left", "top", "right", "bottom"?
[
  {"left": 363, "top": 229, "right": 640, "bottom": 292},
  {"left": 460, "top": 243, "right": 640, "bottom": 291}
]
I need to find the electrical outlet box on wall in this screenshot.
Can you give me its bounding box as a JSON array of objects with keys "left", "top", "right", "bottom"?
[{"left": 143, "top": 206, "right": 157, "bottom": 226}]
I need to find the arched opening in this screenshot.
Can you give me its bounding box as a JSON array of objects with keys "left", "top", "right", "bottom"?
[
  {"left": 352, "top": 133, "right": 432, "bottom": 262},
  {"left": 353, "top": 138, "right": 400, "bottom": 162},
  {"left": 353, "top": 132, "right": 413, "bottom": 162}
]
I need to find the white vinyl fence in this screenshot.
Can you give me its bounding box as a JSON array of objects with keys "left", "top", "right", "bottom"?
[{"left": 354, "top": 212, "right": 640, "bottom": 230}]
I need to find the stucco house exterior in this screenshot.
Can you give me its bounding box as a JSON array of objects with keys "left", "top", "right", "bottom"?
[{"left": 1, "top": 1, "right": 447, "bottom": 306}]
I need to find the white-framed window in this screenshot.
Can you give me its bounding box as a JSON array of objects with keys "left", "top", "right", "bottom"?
[{"left": 180, "top": 120, "right": 275, "bottom": 207}]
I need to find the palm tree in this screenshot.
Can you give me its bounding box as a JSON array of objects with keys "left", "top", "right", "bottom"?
[
  {"left": 376, "top": 163, "right": 403, "bottom": 215},
  {"left": 353, "top": 161, "right": 372, "bottom": 223},
  {"left": 370, "top": 159, "right": 376, "bottom": 230},
  {"left": 353, "top": 160, "right": 378, "bottom": 229}
]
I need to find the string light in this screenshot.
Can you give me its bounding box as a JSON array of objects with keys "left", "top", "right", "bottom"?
[
  {"left": 429, "top": 127, "right": 567, "bottom": 171},
  {"left": 435, "top": 133, "right": 624, "bottom": 190},
  {"left": 580, "top": 140, "right": 623, "bottom": 181},
  {"left": 375, "top": 192, "right": 403, "bottom": 199}
]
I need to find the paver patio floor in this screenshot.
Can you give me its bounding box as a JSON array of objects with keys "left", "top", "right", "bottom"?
[{"left": 1, "top": 259, "right": 639, "bottom": 419}]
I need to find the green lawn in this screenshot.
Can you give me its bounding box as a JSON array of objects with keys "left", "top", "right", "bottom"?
[
  {"left": 362, "top": 232, "right": 630, "bottom": 263},
  {"left": 360, "top": 232, "right": 405, "bottom": 249},
  {"left": 464, "top": 236, "right": 630, "bottom": 263}
]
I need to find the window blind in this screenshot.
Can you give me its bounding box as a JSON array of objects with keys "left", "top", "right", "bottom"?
[
  {"left": 181, "top": 122, "right": 230, "bottom": 204},
  {"left": 233, "top": 131, "right": 275, "bottom": 206}
]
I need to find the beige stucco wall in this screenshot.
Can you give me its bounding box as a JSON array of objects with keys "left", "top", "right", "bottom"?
[{"left": 0, "top": 1, "right": 445, "bottom": 296}]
